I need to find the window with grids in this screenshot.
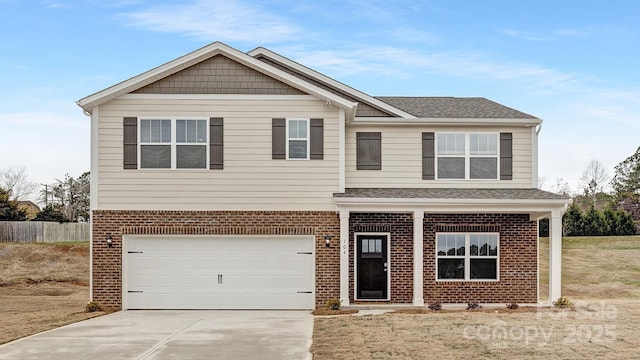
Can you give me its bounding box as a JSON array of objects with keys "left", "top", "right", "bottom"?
[
  {"left": 436, "top": 233, "right": 499, "bottom": 280},
  {"left": 287, "top": 119, "right": 309, "bottom": 159},
  {"left": 436, "top": 133, "right": 498, "bottom": 179},
  {"left": 139, "top": 119, "right": 208, "bottom": 169}
]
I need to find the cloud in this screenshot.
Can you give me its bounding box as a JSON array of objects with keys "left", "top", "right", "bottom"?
[
  {"left": 120, "top": 0, "right": 299, "bottom": 43},
  {"left": 501, "top": 29, "right": 549, "bottom": 42}
]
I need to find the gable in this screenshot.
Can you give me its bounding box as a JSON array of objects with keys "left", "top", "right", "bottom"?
[
  {"left": 254, "top": 55, "right": 393, "bottom": 117},
  {"left": 133, "top": 55, "right": 305, "bottom": 95}
]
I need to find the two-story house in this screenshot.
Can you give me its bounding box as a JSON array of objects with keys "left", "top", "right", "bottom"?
[{"left": 77, "top": 42, "right": 569, "bottom": 311}]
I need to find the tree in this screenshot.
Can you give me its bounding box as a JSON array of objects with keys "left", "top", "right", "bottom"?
[
  {"left": 0, "top": 166, "right": 38, "bottom": 201},
  {"left": 562, "top": 204, "right": 583, "bottom": 236},
  {"left": 549, "top": 178, "right": 572, "bottom": 197},
  {"left": 582, "top": 206, "right": 605, "bottom": 236},
  {"left": 0, "top": 188, "right": 27, "bottom": 221},
  {"left": 45, "top": 172, "right": 90, "bottom": 222},
  {"left": 611, "top": 146, "right": 640, "bottom": 195},
  {"left": 32, "top": 204, "right": 69, "bottom": 223}
]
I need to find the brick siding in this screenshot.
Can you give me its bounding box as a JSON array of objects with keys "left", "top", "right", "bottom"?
[
  {"left": 349, "top": 213, "right": 414, "bottom": 304},
  {"left": 92, "top": 210, "right": 339, "bottom": 310},
  {"left": 424, "top": 213, "right": 538, "bottom": 304}
]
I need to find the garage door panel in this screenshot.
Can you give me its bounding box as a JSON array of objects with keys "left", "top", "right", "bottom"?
[{"left": 125, "top": 236, "right": 314, "bottom": 309}]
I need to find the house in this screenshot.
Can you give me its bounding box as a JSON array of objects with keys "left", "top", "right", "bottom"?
[
  {"left": 77, "top": 42, "right": 570, "bottom": 311},
  {"left": 17, "top": 200, "right": 40, "bottom": 220}
]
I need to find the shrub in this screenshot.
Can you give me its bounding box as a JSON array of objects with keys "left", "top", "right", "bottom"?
[
  {"left": 466, "top": 302, "right": 482, "bottom": 310},
  {"left": 428, "top": 301, "right": 441, "bottom": 311},
  {"left": 325, "top": 298, "right": 341, "bottom": 310},
  {"left": 85, "top": 301, "right": 103, "bottom": 313},
  {"left": 552, "top": 296, "right": 573, "bottom": 308}
]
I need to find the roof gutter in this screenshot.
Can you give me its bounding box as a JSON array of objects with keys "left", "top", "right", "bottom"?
[{"left": 351, "top": 117, "right": 542, "bottom": 126}]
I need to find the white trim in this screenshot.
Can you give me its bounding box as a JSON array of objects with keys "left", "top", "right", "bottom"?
[
  {"left": 413, "top": 211, "right": 424, "bottom": 306},
  {"left": 77, "top": 42, "right": 358, "bottom": 114},
  {"left": 335, "top": 197, "right": 571, "bottom": 208},
  {"left": 339, "top": 210, "right": 350, "bottom": 306},
  {"left": 354, "top": 232, "right": 391, "bottom": 301},
  {"left": 89, "top": 106, "right": 99, "bottom": 300},
  {"left": 531, "top": 126, "right": 539, "bottom": 188},
  {"left": 352, "top": 117, "right": 541, "bottom": 126},
  {"left": 435, "top": 232, "right": 500, "bottom": 282},
  {"left": 549, "top": 210, "right": 563, "bottom": 303},
  {"left": 339, "top": 108, "right": 346, "bottom": 192},
  {"left": 248, "top": 47, "right": 416, "bottom": 119},
  {"left": 285, "top": 118, "right": 310, "bottom": 160}
]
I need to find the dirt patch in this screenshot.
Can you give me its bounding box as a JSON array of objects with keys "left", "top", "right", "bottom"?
[
  {"left": 312, "top": 300, "right": 640, "bottom": 359},
  {"left": 0, "top": 282, "right": 103, "bottom": 345}
]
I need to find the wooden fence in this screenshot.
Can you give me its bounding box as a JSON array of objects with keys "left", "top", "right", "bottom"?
[{"left": 0, "top": 222, "right": 90, "bottom": 243}]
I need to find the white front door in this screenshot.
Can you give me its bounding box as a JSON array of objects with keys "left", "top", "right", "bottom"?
[{"left": 124, "top": 235, "right": 315, "bottom": 310}]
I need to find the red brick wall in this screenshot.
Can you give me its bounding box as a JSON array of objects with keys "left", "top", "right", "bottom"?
[
  {"left": 92, "top": 210, "right": 340, "bottom": 310},
  {"left": 349, "top": 213, "right": 414, "bottom": 304},
  {"left": 423, "top": 213, "right": 538, "bottom": 304}
]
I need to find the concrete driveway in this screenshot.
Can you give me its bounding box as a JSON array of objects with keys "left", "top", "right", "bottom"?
[{"left": 0, "top": 310, "right": 313, "bottom": 360}]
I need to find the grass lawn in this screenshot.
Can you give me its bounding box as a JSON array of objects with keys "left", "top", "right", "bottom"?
[{"left": 312, "top": 235, "right": 640, "bottom": 359}]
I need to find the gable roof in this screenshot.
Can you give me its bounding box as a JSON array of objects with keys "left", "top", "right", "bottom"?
[
  {"left": 248, "top": 47, "right": 416, "bottom": 119},
  {"left": 375, "top": 97, "right": 539, "bottom": 119},
  {"left": 77, "top": 42, "right": 357, "bottom": 115}
]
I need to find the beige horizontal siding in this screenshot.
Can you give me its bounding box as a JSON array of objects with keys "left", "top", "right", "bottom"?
[
  {"left": 97, "top": 97, "right": 340, "bottom": 211},
  {"left": 345, "top": 125, "right": 533, "bottom": 188}
]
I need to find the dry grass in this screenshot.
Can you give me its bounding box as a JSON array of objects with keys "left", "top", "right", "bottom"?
[
  {"left": 313, "top": 235, "right": 640, "bottom": 359},
  {"left": 0, "top": 242, "right": 102, "bottom": 345},
  {"left": 0, "top": 242, "right": 89, "bottom": 286}
]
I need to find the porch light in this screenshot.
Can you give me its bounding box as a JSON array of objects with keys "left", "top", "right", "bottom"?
[
  {"left": 324, "top": 235, "right": 331, "bottom": 247},
  {"left": 106, "top": 234, "right": 113, "bottom": 248}
]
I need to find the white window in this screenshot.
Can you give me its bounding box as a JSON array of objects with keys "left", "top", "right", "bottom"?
[
  {"left": 287, "top": 119, "right": 309, "bottom": 159},
  {"left": 139, "top": 119, "right": 208, "bottom": 169},
  {"left": 436, "top": 133, "right": 498, "bottom": 179},
  {"left": 436, "top": 233, "right": 499, "bottom": 280}
]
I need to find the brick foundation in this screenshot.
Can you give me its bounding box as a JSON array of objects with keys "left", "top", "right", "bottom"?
[
  {"left": 92, "top": 210, "right": 340, "bottom": 310},
  {"left": 423, "top": 213, "right": 538, "bottom": 303}
]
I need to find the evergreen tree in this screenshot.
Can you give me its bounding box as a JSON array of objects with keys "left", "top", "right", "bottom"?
[
  {"left": 0, "top": 188, "right": 27, "bottom": 221},
  {"left": 562, "top": 204, "right": 584, "bottom": 236},
  {"left": 32, "top": 204, "right": 69, "bottom": 223}
]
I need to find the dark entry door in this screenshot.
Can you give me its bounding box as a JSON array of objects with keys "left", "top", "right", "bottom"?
[{"left": 356, "top": 235, "right": 388, "bottom": 299}]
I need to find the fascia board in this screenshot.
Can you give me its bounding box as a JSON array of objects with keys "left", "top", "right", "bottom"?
[
  {"left": 248, "top": 47, "right": 417, "bottom": 119},
  {"left": 334, "top": 197, "right": 570, "bottom": 209},
  {"left": 351, "top": 117, "right": 542, "bottom": 126},
  {"left": 77, "top": 42, "right": 357, "bottom": 114}
]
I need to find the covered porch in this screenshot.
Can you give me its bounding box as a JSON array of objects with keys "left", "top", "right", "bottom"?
[{"left": 334, "top": 188, "right": 570, "bottom": 306}]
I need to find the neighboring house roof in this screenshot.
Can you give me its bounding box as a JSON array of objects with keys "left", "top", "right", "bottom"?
[
  {"left": 375, "top": 97, "right": 539, "bottom": 119},
  {"left": 334, "top": 188, "right": 567, "bottom": 201}
]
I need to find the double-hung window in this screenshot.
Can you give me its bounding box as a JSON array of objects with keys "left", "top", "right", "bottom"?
[
  {"left": 139, "top": 118, "right": 208, "bottom": 169},
  {"left": 287, "top": 119, "right": 309, "bottom": 159},
  {"left": 436, "top": 133, "right": 498, "bottom": 179},
  {"left": 436, "top": 233, "right": 499, "bottom": 280}
]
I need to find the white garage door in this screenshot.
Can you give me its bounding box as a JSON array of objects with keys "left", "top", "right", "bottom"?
[{"left": 124, "top": 235, "right": 315, "bottom": 310}]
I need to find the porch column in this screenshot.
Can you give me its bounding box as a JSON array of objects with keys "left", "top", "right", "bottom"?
[
  {"left": 549, "top": 210, "right": 563, "bottom": 303},
  {"left": 339, "top": 210, "right": 350, "bottom": 306},
  {"left": 413, "top": 210, "right": 424, "bottom": 306}
]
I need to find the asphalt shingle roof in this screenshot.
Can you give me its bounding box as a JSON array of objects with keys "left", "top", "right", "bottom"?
[
  {"left": 334, "top": 188, "right": 568, "bottom": 200},
  {"left": 374, "top": 97, "right": 538, "bottom": 119}
]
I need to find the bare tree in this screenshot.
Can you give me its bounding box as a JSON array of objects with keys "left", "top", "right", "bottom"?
[
  {"left": 0, "top": 166, "right": 38, "bottom": 201},
  {"left": 580, "top": 159, "right": 609, "bottom": 194},
  {"left": 538, "top": 177, "right": 546, "bottom": 190},
  {"left": 549, "top": 178, "right": 572, "bottom": 197}
]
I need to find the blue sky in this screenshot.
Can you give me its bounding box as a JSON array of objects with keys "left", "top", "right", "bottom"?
[{"left": 1, "top": 0, "right": 639, "bottom": 199}]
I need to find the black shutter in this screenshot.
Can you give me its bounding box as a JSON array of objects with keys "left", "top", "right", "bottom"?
[
  {"left": 356, "top": 132, "right": 382, "bottom": 170},
  {"left": 210, "top": 117, "right": 223, "bottom": 170},
  {"left": 500, "top": 132, "right": 513, "bottom": 180},
  {"left": 422, "top": 132, "right": 435, "bottom": 180},
  {"left": 272, "top": 118, "right": 286, "bottom": 159},
  {"left": 310, "top": 118, "right": 324, "bottom": 160},
  {"left": 123, "top": 117, "right": 137, "bottom": 169}
]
